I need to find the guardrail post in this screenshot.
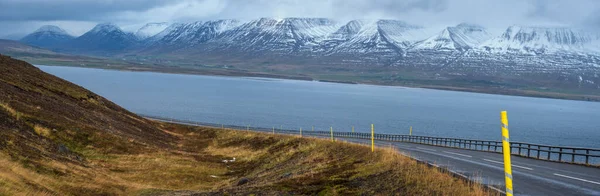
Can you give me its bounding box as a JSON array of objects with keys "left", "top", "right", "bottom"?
[
  {"left": 494, "top": 142, "right": 498, "bottom": 152},
  {"left": 559, "top": 148, "right": 563, "bottom": 161},
  {"left": 585, "top": 150, "right": 589, "bottom": 165},
  {"left": 501, "top": 111, "right": 514, "bottom": 196},
  {"left": 527, "top": 144, "right": 531, "bottom": 157},
  {"left": 572, "top": 149, "right": 575, "bottom": 163}
]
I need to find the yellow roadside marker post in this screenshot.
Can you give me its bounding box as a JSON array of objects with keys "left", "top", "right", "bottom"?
[
  {"left": 501, "top": 111, "right": 514, "bottom": 196},
  {"left": 300, "top": 128, "right": 302, "bottom": 137},
  {"left": 330, "top": 127, "right": 334, "bottom": 142},
  {"left": 371, "top": 124, "right": 374, "bottom": 152},
  {"left": 410, "top": 126, "right": 412, "bottom": 135},
  {"left": 352, "top": 126, "right": 355, "bottom": 133}
]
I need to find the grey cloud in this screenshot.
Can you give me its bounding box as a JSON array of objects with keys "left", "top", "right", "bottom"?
[
  {"left": 0, "top": 0, "right": 184, "bottom": 21},
  {"left": 525, "top": 0, "right": 600, "bottom": 26},
  {"left": 212, "top": 0, "right": 448, "bottom": 21},
  {"left": 0, "top": 0, "right": 599, "bottom": 38}
]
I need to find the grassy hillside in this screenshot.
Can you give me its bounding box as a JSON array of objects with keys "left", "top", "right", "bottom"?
[{"left": 0, "top": 54, "right": 492, "bottom": 195}]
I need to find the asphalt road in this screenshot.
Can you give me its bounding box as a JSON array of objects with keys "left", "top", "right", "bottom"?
[
  {"left": 313, "top": 136, "right": 600, "bottom": 196},
  {"left": 148, "top": 117, "right": 600, "bottom": 196}
]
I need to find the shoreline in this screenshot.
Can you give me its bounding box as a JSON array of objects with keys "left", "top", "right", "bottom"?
[{"left": 34, "top": 63, "right": 600, "bottom": 103}]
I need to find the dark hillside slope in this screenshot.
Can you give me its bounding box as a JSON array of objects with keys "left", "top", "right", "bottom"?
[
  {"left": 0, "top": 39, "right": 58, "bottom": 57},
  {"left": 0, "top": 54, "right": 173, "bottom": 163}
]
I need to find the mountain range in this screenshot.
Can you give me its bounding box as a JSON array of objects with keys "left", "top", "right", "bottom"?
[
  {"left": 19, "top": 18, "right": 600, "bottom": 59},
  {"left": 13, "top": 18, "right": 600, "bottom": 91}
]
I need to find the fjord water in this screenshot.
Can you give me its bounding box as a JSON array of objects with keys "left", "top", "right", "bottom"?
[{"left": 38, "top": 65, "right": 600, "bottom": 148}]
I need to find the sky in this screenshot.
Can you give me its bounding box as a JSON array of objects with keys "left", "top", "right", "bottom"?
[{"left": 0, "top": 0, "right": 599, "bottom": 39}]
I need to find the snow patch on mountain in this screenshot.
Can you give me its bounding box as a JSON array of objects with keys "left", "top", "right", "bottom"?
[
  {"left": 34, "top": 25, "right": 70, "bottom": 35},
  {"left": 149, "top": 20, "right": 241, "bottom": 47},
  {"left": 89, "top": 23, "right": 122, "bottom": 34},
  {"left": 414, "top": 23, "right": 492, "bottom": 51},
  {"left": 135, "top": 22, "right": 170, "bottom": 39},
  {"left": 478, "top": 26, "right": 599, "bottom": 55},
  {"left": 324, "top": 20, "right": 430, "bottom": 55},
  {"left": 145, "top": 23, "right": 184, "bottom": 43},
  {"left": 211, "top": 18, "right": 340, "bottom": 52}
]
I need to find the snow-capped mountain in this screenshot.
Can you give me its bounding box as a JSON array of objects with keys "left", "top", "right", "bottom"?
[
  {"left": 154, "top": 20, "right": 241, "bottom": 47},
  {"left": 18, "top": 19, "right": 600, "bottom": 76},
  {"left": 414, "top": 23, "right": 492, "bottom": 51},
  {"left": 66, "top": 23, "right": 138, "bottom": 54},
  {"left": 135, "top": 22, "right": 170, "bottom": 40},
  {"left": 204, "top": 18, "right": 340, "bottom": 54},
  {"left": 478, "top": 26, "right": 599, "bottom": 55},
  {"left": 143, "top": 23, "right": 185, "bottom": 44},
  {"left": 322, "top": 20, "right": 430, "bottom": 55},
  {"left": 20, "top": 25, "right": 74, "bottom": 49}
]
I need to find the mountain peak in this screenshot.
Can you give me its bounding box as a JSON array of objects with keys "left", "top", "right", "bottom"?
[
  {"left": 90, "top": 23, "right": 122, "bottom": 33},
  {"left": 68, "top": 23, "right": 138, "bottom": 54},
  {"left": 34, "top": 25, "right": 70, "bottom": 35},
  {"left": 20, "top": 25, "right": 74, "bottom": 48}
]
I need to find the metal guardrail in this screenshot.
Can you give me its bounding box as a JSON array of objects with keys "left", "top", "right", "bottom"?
[{"left": 141, "top": 114, "right": 600, "bottom": 166}]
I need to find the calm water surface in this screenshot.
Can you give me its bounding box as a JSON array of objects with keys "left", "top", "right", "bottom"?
[{"left": 38, "top": 65, "right": 600, "bottom": 148}]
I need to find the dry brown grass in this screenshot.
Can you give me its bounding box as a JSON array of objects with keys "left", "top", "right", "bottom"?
[
  {"left": 0, "top": 102, "right": 20, "bottom": 120},
  {"left": 0, "top": 123, "right": 495, "bottom": 195},
  {"left": 33, "top": 124, "right": 52, "bottom": 138}
]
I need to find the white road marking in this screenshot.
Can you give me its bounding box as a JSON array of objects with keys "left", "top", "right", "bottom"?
[
  {"left": 416, "top": 147, "right": 437, "bottom": 151},
  {"left": 483, "top": 159, "right": 533, "bottom": 171},
  {"left": 553, "top": 173, "right": 600, "bottom": 185},
  {"left": 443, "top": 151, "right": 472, "bottom": 158}
]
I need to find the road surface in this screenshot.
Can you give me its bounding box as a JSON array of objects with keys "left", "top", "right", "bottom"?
[{"left": 318, "top": 136, "right": 600, "bottom": 196}]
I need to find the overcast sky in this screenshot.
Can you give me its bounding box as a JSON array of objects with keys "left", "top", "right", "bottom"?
[{"left": 0, "top": 0, "right": 599, "bottom": 39}]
